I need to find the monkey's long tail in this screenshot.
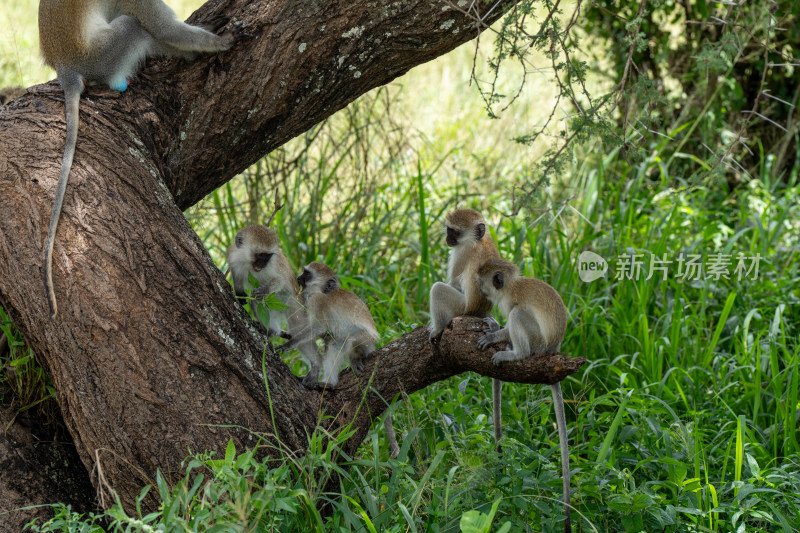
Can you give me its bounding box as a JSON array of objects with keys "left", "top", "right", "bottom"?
[
  {"left": 493, "top": 378, "right": 503, "bottom": 453},
  {"left": 551, "top": 382, "right": 572, "bottom": 533},
  {"left": 44, "top": 74, "right": 83, "bottom": 319},
  {"left": 384, "top": 412, "right": 400, "bottom": 459}
]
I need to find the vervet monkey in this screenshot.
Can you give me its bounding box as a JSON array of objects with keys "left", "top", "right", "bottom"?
[
  {"left": 278, "top": 262, "right": 378, "bottom": 388},
  {"left": 39, "top": 0, "right": 237, "bottom": 318},
  {"left": 476, "top": 258, "right": 571, "bottom": 533},
  {"left": 427, "top": 209, "right": 506, "bottom": 451},
  {"left": 278, "top": 262, "right": 400, "bottom": 458},
  {"left": 226, "top": 225, "right": 321, "bottom": 387}
]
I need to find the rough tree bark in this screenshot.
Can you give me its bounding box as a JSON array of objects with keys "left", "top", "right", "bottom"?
[
  {"left": 0, "top": 401, "right": 95, "bottom": 530},
  {"left": 0, "top": 0, "right": 585, "bottom": 520}
]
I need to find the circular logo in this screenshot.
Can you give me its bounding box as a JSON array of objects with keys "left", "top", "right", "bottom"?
[{"left": 578, "top": 251, "right": 608, "bottom": 282}]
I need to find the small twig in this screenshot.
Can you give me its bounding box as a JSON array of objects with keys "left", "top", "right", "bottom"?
[{"left": 264, "top": 188, "right": 284, "bottom": 227}]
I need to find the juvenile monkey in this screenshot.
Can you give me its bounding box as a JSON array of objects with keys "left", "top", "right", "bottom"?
[
  {"left": 278, "top": 261, "right": 400, "bottom": 458},
  {"left": 278, "top": 262, "right": 378, "bottom": 388},
  {"left": 476, "top": 258, "right": 571, "bottom": 533},
  {"left": 227, "top": 225, "right": 321, "bottom": 387},
  {"left": 427, "top": 209, "right": 506, "bottom": 450},
  {"left": 39, "top": 0, "right": 237, "bottom": 318}
]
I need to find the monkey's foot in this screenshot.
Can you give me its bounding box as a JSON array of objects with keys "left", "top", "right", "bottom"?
[
  {"left": 301, "top": 373, "right": 319, "bottom": 388},
  {"left": 478, "top": 332, "right": 503, "bottom": 350},
  {"left": 428, "top": 326, "right": 443, "bottom": 344},
  {"left": 491, "top": 350, "right": 520, "bottom": 366},
  {"left": 315, "top": 380, "right": 338, "bottom": 390}
]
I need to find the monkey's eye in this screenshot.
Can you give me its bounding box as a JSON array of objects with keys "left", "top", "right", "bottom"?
[
  {"left": 235, "top": 234, "right": 244, "bottom": 247},
  {"left": 253, "top": 252, "right": 272, "bottom": 271}
]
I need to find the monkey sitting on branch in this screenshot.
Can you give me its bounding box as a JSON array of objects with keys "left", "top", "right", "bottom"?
[
  {"left": 276, "top": 261, "right": 400, "bottom": 458},
  {"left": 427, "top": 208, "right": 509, "bottom": 453},
  {"left": 227, "top": 224, "right": 322, "bottom": 387},
  {"left": 475, "top": 258, "right": 572, "bottom": 533}
]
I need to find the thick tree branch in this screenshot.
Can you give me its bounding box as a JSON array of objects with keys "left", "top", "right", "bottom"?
[
  {"left": 322, "top": 316, "right": 586, "bottom": 456},
  {"left": 105, "top": 0, "right": 521, "bottom": 209}
]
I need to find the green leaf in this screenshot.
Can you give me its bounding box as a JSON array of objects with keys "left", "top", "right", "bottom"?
[
  {"left": 225, "top": 439, "right": 236, "bottom": 463},
  {"left": 459, "top": 510, "right": 491, "bottom": 533},
  {"left": 256, "top": 301, "right": 271, "bottom": 329},
  {"left": 265, "top": 292, "right": 289, "bottom": 311},
  {"left": 459, "top": 499, "right": 502, "bottom": 533}
]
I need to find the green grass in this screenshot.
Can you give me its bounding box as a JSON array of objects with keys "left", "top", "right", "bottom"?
[{"left": 20, "top": 116, "right": 800, "bottom": 532}]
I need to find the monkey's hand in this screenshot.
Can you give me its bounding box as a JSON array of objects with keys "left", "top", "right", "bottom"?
[
  {"left": 350, "top": 360, "right": 365, "bottom": 376},
  {"left": 228, "top": 21, "right": 255, "bottom": 44},
  {"left": 250, "top": 286, "right": 271, "bottom": 299},
  {"left": 482, "top": 316, "right": 501, "bottom": 332}
]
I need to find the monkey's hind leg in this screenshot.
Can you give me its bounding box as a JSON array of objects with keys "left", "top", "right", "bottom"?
[
  {"left": 299, "top": 341, "right": 322, "bottom": 388},
  {"left": 428, "top": 282, "right": 466, "bottom": 340},
  {"left": 83, "top": 15, "right": 156, "bottom": 91},
  {"left": 134, "top": 0, "right": 234, "bottom": 53},
  {"left": 319, "top": 341, "right": 347, "bottom": 389},
  {"left": 489, "top": 309, "right": 539, "bottom": 365}
]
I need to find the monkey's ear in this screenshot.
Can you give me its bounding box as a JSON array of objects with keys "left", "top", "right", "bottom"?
[
  {"left": 492, "top": 272, "right": 504, "bottom": 290},
  {"left": 475, "top": 223, "right": 486, "bottom": 240},
  {"left": 235, "top": 233, "right": 244, "bottom": 248},
  {"left": 323, "top": 277, "right": 337, "bottom": 294}
]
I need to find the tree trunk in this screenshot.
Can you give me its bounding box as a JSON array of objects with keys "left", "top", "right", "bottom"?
[
  {"left": 0, "top": 401, "right": 94, "bottom": 533},
  {"left": 0, "top": 0, "right": 585, "bottom": 513}
]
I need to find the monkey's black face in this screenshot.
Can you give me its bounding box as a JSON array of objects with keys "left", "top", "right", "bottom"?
[
  {"left": 252, "top": 252, "right": 272, "bottom": 272},
  {"left": 446, "top": 226, "right": 460, "bottom": 247},
  {"left": 297, "top": 269, "right": 312, "bottom": 288}
]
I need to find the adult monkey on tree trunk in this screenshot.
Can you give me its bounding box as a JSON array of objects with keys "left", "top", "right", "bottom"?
[
  {"left": 38, "top": 0, "right": 238, "bottom": 318},
  {"left": 0, "top": 0, "right": 590, "bottom": 524}
]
